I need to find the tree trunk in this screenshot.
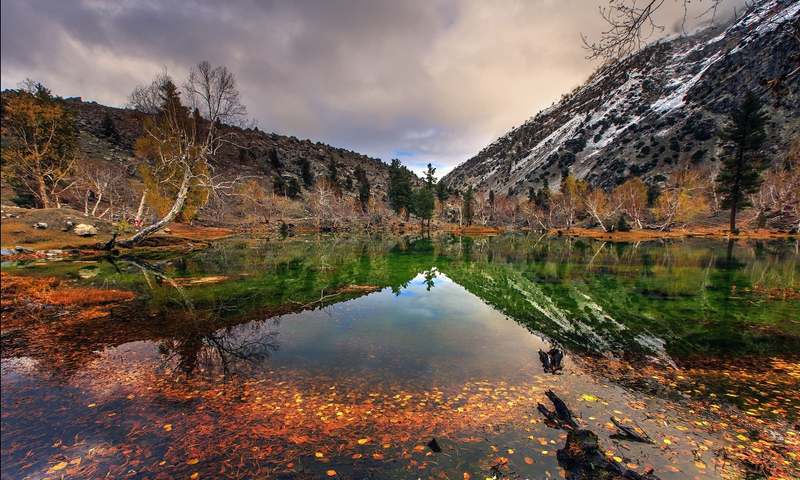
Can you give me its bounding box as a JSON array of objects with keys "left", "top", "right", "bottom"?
[
  {"left": 91, "top": 192, "right": 103, "bottom": 217},
  {"left": 123, "top": 166, "right": 192, "bottom": 246},
  {"left": 37, "top": 175, "right": 50, "bottom": 209},
  {"left": 135, "top": 189, "right": 147, "bottom": 223},
  {"left": 729, "top": 148, "right": 744, "bottom": 234}
]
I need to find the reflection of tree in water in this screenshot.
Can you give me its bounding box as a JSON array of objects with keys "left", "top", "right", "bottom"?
[
  {"left": 423, "top": 269, "right": 438, "bottom": 291},
  {"left": 130, "top": 257, "right": 282, "bottom": 377},
  {"left": 157, "top": 311, "right": 281, "bottom": 377}
]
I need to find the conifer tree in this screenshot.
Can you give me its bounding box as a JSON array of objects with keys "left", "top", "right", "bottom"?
[
  {"left": 463, "top": 186, "right": 475, "bottom": 226},
  {"left": 355, "top": 166, "right": 370, "bottom": 213},
  {"left": 716, "top": 91, "right": 768, "bottom": 233}
]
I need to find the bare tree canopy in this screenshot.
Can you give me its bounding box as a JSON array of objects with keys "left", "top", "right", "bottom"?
[
  {"left": 583, "top": 0, "right": 726, "bottom": 60},
  {"left": 185, "top": 61, "right": 247, "bottom": 127}
]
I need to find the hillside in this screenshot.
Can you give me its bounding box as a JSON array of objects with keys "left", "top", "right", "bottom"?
[
  {"left": 1, "top": 93, "right": 404, "bottom": 225},
  {"left": 442, "top": 0, "right": 800, "bottom": 195}
]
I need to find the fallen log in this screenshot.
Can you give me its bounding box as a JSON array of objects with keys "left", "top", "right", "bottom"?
[
  {"left": 557, "top": 429, "right": 660, "bottom": 480},
  {"left": 539, "top": 347, "right": 564, "bottom": 374},
  {"left": 537, "top": 390, "right": 578, "bottom": 429}
]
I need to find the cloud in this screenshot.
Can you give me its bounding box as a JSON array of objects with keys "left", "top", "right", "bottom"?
[{"left": 0, "top": 0, "right": 745, "bottom": 177}]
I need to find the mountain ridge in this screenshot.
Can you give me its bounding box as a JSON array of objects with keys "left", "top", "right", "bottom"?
[{"left": 442, "top": 0, "right": 800, "bottom": 194}]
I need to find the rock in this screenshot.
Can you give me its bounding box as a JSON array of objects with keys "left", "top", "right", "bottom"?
[
  {"left": 33, "top": 222, "right": 48, "bottom": 229},
  {"left": 163, "top": 227, "right": 172, "bottom": 234},
  {"left": 45, "top": 249, "right": 65, "bottom": 257},
  {"left": 74, "top": 224, "right": 98, "bottom": 236},
  {"left": 0, "top": 248, "right": 15, "bottom": 256},
  {"left": 62, "top": 220, "right": 75, "bottom": 232},
  {"left": 14, "top": 246, "right": 34, "bottom": 253}
]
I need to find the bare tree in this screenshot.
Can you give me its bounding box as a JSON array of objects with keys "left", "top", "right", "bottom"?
[
  {"left": 583, "top": 188, "right": 614, "bottom": 232},
  {"left": 582, "top": 0, "right": 725, "bottom": 60},
  {"left": 122, "top": 62, "right": 247, "bottom": 246},
  {"left": 611, "top": 177, "right": 649, "bottom": 229}
]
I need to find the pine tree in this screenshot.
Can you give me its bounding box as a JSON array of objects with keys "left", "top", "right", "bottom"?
[
  {"left": 355, "top": 166, "right": 370, "bottom": 213},
  {"left": 463, "top": 186, "right": 475, "bottom": 226},
  {"left": 327, "top": 158, "right": 340, "bottom": 193},
  {"left": 716, "top": 91, "right": 768, "bottom": 233},
  {"left": 388, "top": 159, "right": 413, "bottom": 218},
  {"left": 100, "top": 112, "right": 121, "bottom": 143},
  {"left": 424, "top": 163, "right": 436, "bottom": 189},
  {"left": 412, "top": 188, "right": 435, "bottom": 230},
  {"left": 299, "top": 158, "right": 314, "bottom": 187}
]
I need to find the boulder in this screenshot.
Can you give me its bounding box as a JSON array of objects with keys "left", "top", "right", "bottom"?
[
  {"left": 74, "top": 224, "right": 98, "bottom": 237},
  {"left": 62, "top": 220, "right": 75, "bottom": 232}
]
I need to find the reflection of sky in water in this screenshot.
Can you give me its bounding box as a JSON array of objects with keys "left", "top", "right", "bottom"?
[{"left": 253, "top": 272, "right": 547, "bottom": 384}]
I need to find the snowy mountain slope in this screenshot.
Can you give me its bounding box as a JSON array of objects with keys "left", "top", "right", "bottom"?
[{"left": 442, "top": 0, "right": 800, "bottom": 194}]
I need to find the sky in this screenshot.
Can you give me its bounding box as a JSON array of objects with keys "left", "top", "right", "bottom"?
[{"left": 0, "top": 0, "right": 745, "bottom": 176}]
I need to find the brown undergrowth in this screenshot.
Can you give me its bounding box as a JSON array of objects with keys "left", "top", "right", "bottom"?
[{"left": 0, "top": 272, "right": 135, "bottom": 328}]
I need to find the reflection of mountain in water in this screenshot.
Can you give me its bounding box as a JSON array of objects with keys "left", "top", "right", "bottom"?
[{"left": 4, "top": 235, "right": 798, "bottom": 376}]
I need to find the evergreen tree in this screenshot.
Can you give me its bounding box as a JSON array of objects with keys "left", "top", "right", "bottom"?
[
  {"left": 355, "top": 166, "right": 370, "bottom": 212},
  {"left": 327, "top": 158, "right": 340, "bottom": 192},
  {"left": 412, "top": 188, "right": 435, "bottom": 230},
  {"left": 388, "top": 159, "right": 413, "bottom": 218},
  {"left": 463, "top": 186, "right": 475, "bottom": 226},
  {"left": 100, "top": 112, "right": 121, "bottom": 143},
  {"left": 716, "top": 91, "right": 768, "bottom": 233},
  {"left": 273, "top": 175, "right": 286, "bottom": 195},
  {"left": 299, "top": 158, "right": 314, "bottom": 187},
  {"left": 435, "top": 181, "right": 449, "bottom": 214},
  {"left": 285, "top": 177, "right": 301, "bottom": 198},
  {"left": 424, "top": 163, "right": 436, "bottom": 188}
]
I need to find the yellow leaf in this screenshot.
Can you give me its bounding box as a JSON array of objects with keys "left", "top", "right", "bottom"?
[
  {"left": 736, "top": 434, "right": 749, "bottom": 441},
  {"left": 48, "top": 462, "right": 68, "bottom": 473},
  {"left": 163, "top": 424, "right": 172, "bottom": 431},
  {"left": 190, "top": 473, "right": 199, "bottom": 479},
  {"left": 662, "top": 438, "right": 672, "bottom": 445},
  {"left": 580, "top": 394, "right": 599, "bottom": 402},
  {"left": 524, "top": 456, "right": 534, "bottom": 464},
  {"left": 326, "top": 469, "right": 337, "bottom": 476},
  {"left": 315, "top": 452, "right": 324, "bottom": 458},
  {"left": 357, "top": 438, "right": 369, "bottom": 445},
  {"left": 187, "top": 458, "right": 199, "bottom": 465},
  {"left": 507, "top": 448, "right": 514, "bottom": 454}
]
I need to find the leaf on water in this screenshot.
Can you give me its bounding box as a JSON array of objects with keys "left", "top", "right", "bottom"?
[
  {"left": 326, "top": 469, "right": 337, "bottom": 476},
  {"left": 190, "top": 473, "right": 199, "bottom": 479},
  {"left": 580, "top": 394, "right": 600, "bottom": 402},
  {"left": 163, "top": 424, "right": 172, "bottom": 431},
  {"left": 315, "top": 452, "right": 325, "bottom": 458},
  {"left": 524, "top": 456, "right": 534, "bottom": 464},
  {"left": 48, "top": 462, "right": 68, "bottom": 473},
  {"left": 357, "top": 438, "right": 369, "bottom": 445},
  {"left": 187, "top": 458, "right": 199, "bottom": 465}
]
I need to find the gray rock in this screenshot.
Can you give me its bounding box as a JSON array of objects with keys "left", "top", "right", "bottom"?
[
  {"left": 62, "top": 220, "right": 75, "bottom": 232},
  {"left": 14, "top": 246, "right": 34, "bottom": 253},
  {"left": 34, "top": 222, "right": 48, "bottom": 229},
  {"left": 74, "top": 224, "right": 98, "bottom": 236},
  {"left": 0, "top": 248, "right": 15, "bottom": 256}
]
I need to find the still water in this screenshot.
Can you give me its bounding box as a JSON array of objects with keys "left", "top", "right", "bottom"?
[{"left": 2, "top": 235, "right": 798, "bottom": 479}]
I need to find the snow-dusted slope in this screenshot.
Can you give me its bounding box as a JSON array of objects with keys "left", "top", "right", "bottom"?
[{"left": 443, "top": 0, "right": 800, "bottom": 194}]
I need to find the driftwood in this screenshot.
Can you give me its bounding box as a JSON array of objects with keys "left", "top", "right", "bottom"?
[
  {"left": 537, "top": 390, "right": 579, "bottom": 429},
  {"left": 557, "top": 429, "right": 660, "bottom": 480},
  {"left": 538, "top": 391, "right": 661, "bottom": 480},
  {"left": 610, "top": 416, "right": 654, "bottom": 444},
  {"left": 538, "top": 347, "right": 564, "bottom": 374}
]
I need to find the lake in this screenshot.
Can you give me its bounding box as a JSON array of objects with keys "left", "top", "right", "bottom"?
[{"left": 2, "top": 234, "right": 799, "bottom": 479}]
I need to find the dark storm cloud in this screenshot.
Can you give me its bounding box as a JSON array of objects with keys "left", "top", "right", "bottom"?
[{"left": 0, "top": 0, "right": 745, "bottom": 175}]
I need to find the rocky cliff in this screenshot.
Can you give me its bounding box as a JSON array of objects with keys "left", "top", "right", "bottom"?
[{"left": 443, "top": 0, "right": 800, "bottom": 194}]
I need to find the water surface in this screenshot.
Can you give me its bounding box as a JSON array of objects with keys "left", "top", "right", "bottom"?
[{"left": 2, "top": 235, "right": 798, "bottom": 479}]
